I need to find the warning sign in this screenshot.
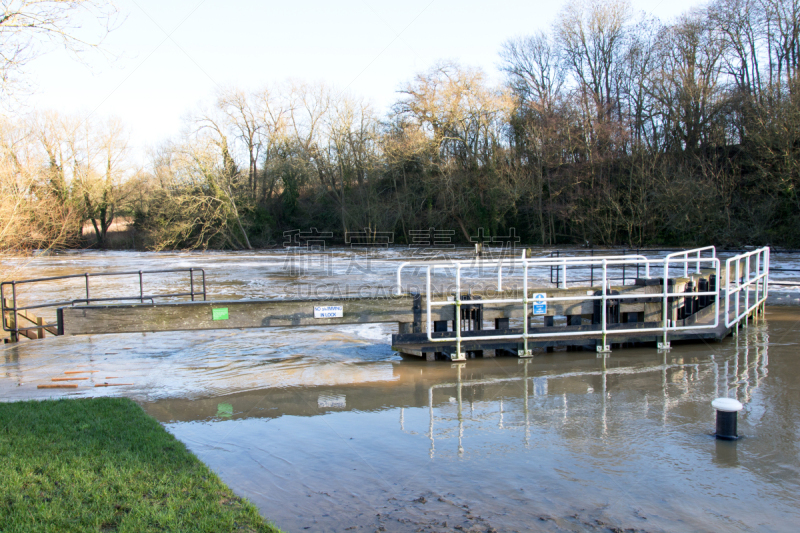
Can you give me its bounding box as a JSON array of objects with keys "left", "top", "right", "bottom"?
[
  {"left": 532, "top": 293, "right": 547, "bottom": 315},
  {"left": 314, "top": 305, "right": 343, "bottom": 318}
]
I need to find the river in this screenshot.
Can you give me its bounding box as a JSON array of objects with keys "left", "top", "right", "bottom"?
[{"left": 1, "top": 248, "right": 799, "bottom": 532}]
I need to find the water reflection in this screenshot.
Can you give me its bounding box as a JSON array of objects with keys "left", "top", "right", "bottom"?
[
  {"left": 713, "top": 438, "right": 740, "bottom": 468},
  {"left": 421, "top": 329, "right": 770, "bottom": 460},
  {"left": 2, "top": 249, "right": 799, "bottom": 531},
  {"left": 127, "top": 315, "right": 800, "bottom": 532}
]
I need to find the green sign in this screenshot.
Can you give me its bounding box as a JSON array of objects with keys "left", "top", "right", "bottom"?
[
  {"left": 212, "top": 307, "right": 229, "bottom": 321},
  {"left": 216, "top": 402, "right": 233, "bottom": 418}
]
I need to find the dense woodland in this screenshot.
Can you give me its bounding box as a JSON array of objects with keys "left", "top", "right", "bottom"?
[{"left": 3, "top": 0, "right": 800, "bottom": 252}]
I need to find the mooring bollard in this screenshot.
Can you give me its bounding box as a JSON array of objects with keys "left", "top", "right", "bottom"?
[{"left": 712, "top": 397, "right": 743, "bottom": 440}]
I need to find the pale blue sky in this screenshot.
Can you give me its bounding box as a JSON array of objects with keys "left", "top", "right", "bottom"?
[{"left": 24, "top": 0, "right": 704, "bottom": 159}]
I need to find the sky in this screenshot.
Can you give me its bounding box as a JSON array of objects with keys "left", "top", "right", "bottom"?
[{"left": 21, "top": 0, "right": 705, "bottom": 161}]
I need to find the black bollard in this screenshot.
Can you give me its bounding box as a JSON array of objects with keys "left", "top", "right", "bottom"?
[{"left": 712, "top": 398, "right": 743, "bottom": 440}]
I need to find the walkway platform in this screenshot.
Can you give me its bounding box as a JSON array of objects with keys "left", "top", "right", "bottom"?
[{"left": 3, "top": 247, "right": 769, "bottom": 361}]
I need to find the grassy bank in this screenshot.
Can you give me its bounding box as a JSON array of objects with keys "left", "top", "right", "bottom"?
[{"left": 0, "top": 398, "right": 280, "bottom": 533}]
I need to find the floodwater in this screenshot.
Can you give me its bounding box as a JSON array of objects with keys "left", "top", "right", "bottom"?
[{"left": 2, "top": 249, "right": 800, "bottom": 532}]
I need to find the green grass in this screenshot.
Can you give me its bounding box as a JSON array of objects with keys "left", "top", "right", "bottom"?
[{"left": 0, "top": 398, "right": 281, "bottom": 533}]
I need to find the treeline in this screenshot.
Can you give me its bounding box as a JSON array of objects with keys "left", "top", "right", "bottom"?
[
  {"left": 3, "top": 0, "right": 800, "bottom": 252},
  {"left": 0, "top": 113, "right": 131, "bottom": 251}
]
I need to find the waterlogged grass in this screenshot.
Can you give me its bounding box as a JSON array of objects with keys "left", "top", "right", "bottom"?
[{"left": 0, "top": 398, "right": 280, "bottom": 533}]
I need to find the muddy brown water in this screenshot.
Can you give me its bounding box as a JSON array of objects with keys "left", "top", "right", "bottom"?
[{"left": 2, "top": 250, "right": 800, "bottom": 532}]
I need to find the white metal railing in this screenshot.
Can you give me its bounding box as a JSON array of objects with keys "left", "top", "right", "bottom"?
[
  {"left": 395, "top": 246, "right": 768, "bottom": 361},
  {"left": 725, "top": 247, "right": 769, "bottom": 328},
  {"left": 666, "top": 245, "right": 716, "bottom": 278},
  {"left": 426, "top": 253, "right": 719, "bottom": 360},
  {"left": 395, "top": 251, "right": 651, "bottom": 295}
]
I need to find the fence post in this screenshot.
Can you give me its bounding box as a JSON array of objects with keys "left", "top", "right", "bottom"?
[
  {"left": 2, "top": 298, "right": 17, "bottom": 343},
  {"left": 660, "top": 258, "right": 670, "bottom": 350},
  {"left": 601, "top": 260, "right": 609, "bottom": 352},
  {"left": 745, "top": 255, "right": 751, "bottom": 323},
  {"left": 735, "top": 259, "right": 741, "bottom": 327},
  {"left": 11, "top": 284, "right": 18, "bottom": 343}
]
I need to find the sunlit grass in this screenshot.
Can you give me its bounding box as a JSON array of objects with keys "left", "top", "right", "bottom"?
[{"left": 0, "top": 397, "right": 281, "bottom": 533}]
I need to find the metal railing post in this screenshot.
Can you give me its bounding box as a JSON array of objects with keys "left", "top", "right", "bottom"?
[
  {"left": 660, "top": 257, "right": 670, "bottom": 350},
  {"left": 554, "top": 251, "right": 559, "bottom": 286},
  {"left": 11, "top": 282, "right": 18, "bottom": 342},
  {"left": 757, "top": 251, "right": 765, "bottom": 315},
  {"left": 601, "top": 260, "right": 609, "bottom": 352},
  {"left": 139, "top": 271, "right": 144, "bottom": 303},
  {"left": 745, "top": 255, "right": 751, "bottom": 323},
  {"left": 84, "top": 274, "right": 90, "bottom": 305},
  {"left": 712, "top": 257, "right": 720, "bottom": 329},
  {"left": 396, "top": 263, "right": 407, "bottom": 296},
  {"left": 497, "top": 261, "right": 503, "bottom": 292},
  {"left": 521, "top": 259, "right": 531, "bottom": 357},
  {"left": 725, "top": 257, "right": 731, "bottom": 328},
  {"left": 735, "top": 259, "right": 741, "bottom": 327},
  {"left": 764, "top": 249, "right": 770, "bottom": 312},
  {"left": 426, "top": 266, "right": 433, "bottom": 341},
  {"left": 454, "top": 264, "right": 464, "bottom": 361}
]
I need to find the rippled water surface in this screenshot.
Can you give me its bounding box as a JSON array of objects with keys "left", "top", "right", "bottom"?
[{"left": 2, "top": 250, "right": 800, "bottom": 532}]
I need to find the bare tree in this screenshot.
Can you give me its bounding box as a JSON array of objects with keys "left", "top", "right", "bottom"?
[
  {"left": 710, "top": 0, "right": 767, "bottom": 101},
  {"left": 80, "top": 116, "right": 130, "bottom": 248},
  {"left": 500, "top": 30, "right": 565, "bottom": 113},
  {"left": 556, "top": 0, "right": 632, "bottom": 123},
  {"left": 650, "top": 11, "right": 727, "bottom": 152},
  {"left": 254, "top": 85, "right": 290, "bottom": 204},
  {"left": 216, "top": 87, "right": 262, "bottom": 196},
  {"left": 393, "top": 62, "right": 514, "bottom": 239},
  {"left": 192, "top": 111, "right": 253, "bottom": 250},
  {"left": 0, "top": 114, "right": 81, "bottom": 256},
  {"left": 762, "top": 0, "right": 800, "bottom": 96},
  {"left": 395, "top": 61, "right": 510, "bottom": 169},
  {"left": 0, "top": 0, "right": 120, "bottom": 96}
]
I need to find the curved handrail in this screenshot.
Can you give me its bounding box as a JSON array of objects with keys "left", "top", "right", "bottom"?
[{"left": 665, "top": 246, "right": 716, "bottom": 277}]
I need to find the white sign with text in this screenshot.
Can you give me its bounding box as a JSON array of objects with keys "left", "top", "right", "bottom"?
[{"left": 314, "top": 305, "right": 343, "bottom": 318}]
